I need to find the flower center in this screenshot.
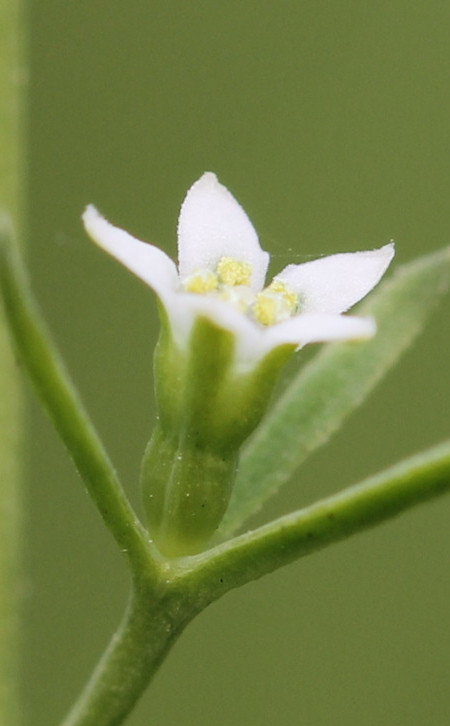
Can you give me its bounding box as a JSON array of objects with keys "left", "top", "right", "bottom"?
[{"left": 183, "top": 257, "right": 299, "bottom": 327}]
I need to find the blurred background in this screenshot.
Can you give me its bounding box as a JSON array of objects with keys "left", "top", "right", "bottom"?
[{"left": 26, "top": 1, "right": 450, "bottom": 724}]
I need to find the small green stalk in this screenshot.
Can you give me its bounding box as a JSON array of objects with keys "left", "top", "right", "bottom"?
[
  {"left": 185, "top": 439, "right": 450, "bottom": 594},
  {"left": 0, "top": 0, "right": 25, "bottom": 723}
]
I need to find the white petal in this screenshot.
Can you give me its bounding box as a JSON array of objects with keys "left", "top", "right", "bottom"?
[
  {"left": 83, "top": 206, "right": 178, "bottom": 298},
  {"left": 159, "top": 291, "right": 267, "bottom": 371},
  {"left": 262, "top": 313, "right": 376, "bottom": 350},
  {"left": 177, "top": 172, "right": 269, "bottom": 290},
  {"left": 175, "top": 291, "right": 259, "bottom": 345},
  {"left": 276, "top": 243, "right": 395, "bottom": 314}
]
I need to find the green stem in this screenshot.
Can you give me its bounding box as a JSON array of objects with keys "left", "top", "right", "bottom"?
[
  {"left": 60, "top": 579, "right": 196, "bottom": 726},
  {"left": 58, "top": 440, "right": 450, "bottom": 726},
  {"left": 0, "top": 227, "right": 154, "bottom": 576},
  {"left": 0, "top": 0, "right": 25, "bottom": 723},
  {"left": 184, "top": 440, "right": 450, "bottom": 599}
]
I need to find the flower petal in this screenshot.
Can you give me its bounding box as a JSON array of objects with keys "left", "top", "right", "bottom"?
[
  {"left": 276, "top": 243, "right": 395, "bottom": 314},
  {"left": 177, "top": 172, "right": 269, "bottom": 290},
  {"left": 175, "top": 290, "right": 259, "bottom": 344},
  {"left": 83, "top": 206, "right": 178, "bottom": 297},
  {"left": 157, "top": 290, "right": 269, "bottom": 371},
  {"left": 262, "top": 313, "right": 376, "bottom": 351}
]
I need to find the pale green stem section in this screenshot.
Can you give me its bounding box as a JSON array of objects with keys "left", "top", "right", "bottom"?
[
  {"left": 0, "top": 227, "right": 156, "bottom": 576},
  {"left": 0, "top": 0, "right": 25, "bottom": 723},
  {"left": 59, "top": 440, "right": 450, "bottom": 726}
]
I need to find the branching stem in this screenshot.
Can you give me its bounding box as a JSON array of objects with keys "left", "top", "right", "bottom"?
[
  {"left": 0, "top": 228, "right": 155, "bottom": 577},
  {"left": 59, "top": 440, "right": 450, "bottom": 726}
]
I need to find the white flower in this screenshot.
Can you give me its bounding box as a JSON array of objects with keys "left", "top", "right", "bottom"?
[{"left": 83, "top": 172, "right": 394, "bottom": 371}]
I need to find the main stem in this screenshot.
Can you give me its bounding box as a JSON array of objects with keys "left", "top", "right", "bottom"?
[
  {"left": 0, "top": 0, "right": 25, "bottom": 723},
  {"left": 60, "top": 580, "right": 195, "bottom": 726}
]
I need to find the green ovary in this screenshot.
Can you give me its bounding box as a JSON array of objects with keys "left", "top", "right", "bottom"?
[{"left": 141, "top": 427, "right": 238, "bottom": 557}]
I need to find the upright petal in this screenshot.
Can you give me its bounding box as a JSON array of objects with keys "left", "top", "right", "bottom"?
[
  {"left": 177, "top": 172, "right": 269, "bottom": 290},
  {"left": 276, "top": 243, "right": 395, "bottom": 314},
  {"left": 83, "top": 206, "right": 179, "bottom": 298}
]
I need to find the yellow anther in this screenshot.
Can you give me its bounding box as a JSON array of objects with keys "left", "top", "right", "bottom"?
[
  {"left": 184, "top": 269, "right": 219, "bottom": 294},
  {"left": 253, "top": 280, "right": 299, "bottom": 326},
  {"left": 253, "top": 292, "right": 279, "bottom": 326},
  {"left": 183, "top": 265, "right": 298, "bottom": 327},
  {"left": 267, "top": 279, "right": 298, "bottom": 312},
  {"left": 217, "top": 257, "right": 252, "bottom": 287}
]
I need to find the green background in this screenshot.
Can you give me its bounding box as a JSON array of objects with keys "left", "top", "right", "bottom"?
[{"left": 25, "top": 1, "right": 450, "bottom": 724}]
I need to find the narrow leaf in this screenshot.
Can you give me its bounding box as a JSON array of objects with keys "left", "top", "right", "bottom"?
[{"left": 219, "top": 247, "right": 450, "bottom": 538}]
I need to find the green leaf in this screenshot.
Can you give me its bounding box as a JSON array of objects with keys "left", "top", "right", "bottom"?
[{"left": 219, "top": 247, "right": 450, "bottom": 538}]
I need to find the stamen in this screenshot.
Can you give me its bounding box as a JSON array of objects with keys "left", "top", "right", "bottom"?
[
  {"left": 183, "top": 261, "right": 299, "bottom": 328},
  {"left": 253, "top": 280, "right": 298, "bottom": 326},
  {"left": 253, "top": 293, "right": 279, "bottom": 326},
  {"left": 184, "top": 269, "right": 219, "bottom": 294},
  {"left": 266, "top": 279, "right": 299, "bottom": 312},
  {"left": 217, "top": 257, "right": 252, "bottom": 286}
]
